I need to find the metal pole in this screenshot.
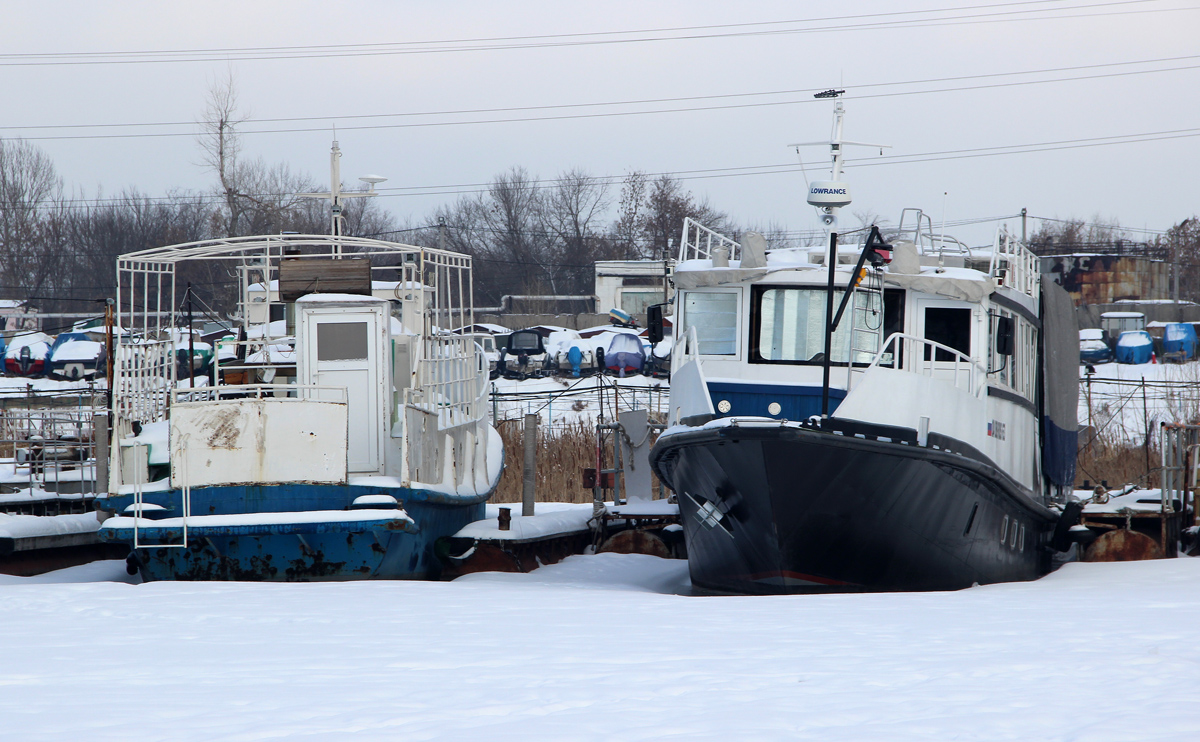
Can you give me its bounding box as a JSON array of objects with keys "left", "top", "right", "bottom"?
[
  {"left": 104, "top": 298, "right": 115, "bottom": 417},
  {"left": 1020, "top": 207, "right": 1027, "bottom": 243},
  {"left": 187, "top": 284, "right": 196, "bottom": 393},
  {"left": 94, "top": 412, "right": 109, "bottom": 496},
  {"left": 821, "top": 231, "right": 839, "bottom": 417},
  {"left": 522, "top": 412, "right": 537, "bottom": 517},
  {"left": 1143, "top": 378, "right": 1151, "bottom": 483}
]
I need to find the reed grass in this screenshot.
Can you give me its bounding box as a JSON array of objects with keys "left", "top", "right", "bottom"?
[
  {"left": 1075, "top": 426, "right": 1158, "bottom": 490},
  {"left": 490, "top": 418, "right": 663, "bottom": 504}
]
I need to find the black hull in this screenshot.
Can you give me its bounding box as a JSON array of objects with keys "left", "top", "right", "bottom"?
[{"left": 651, "top": 423, "right": 1058, "bottom": 594}]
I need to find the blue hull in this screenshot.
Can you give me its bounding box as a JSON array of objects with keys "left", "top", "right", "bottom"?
[{"left": 96, "top": 483, "right": 488, "bottom": 582}]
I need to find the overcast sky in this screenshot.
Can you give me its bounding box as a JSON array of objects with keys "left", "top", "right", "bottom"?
[{"left": 4, "top": 0, "right": 1198, "bottom": 246}]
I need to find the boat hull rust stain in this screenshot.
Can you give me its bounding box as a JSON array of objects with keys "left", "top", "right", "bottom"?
[
  {"left": 101, "top": 483, "right": 487, "bottom": 581},
  {"left": 1083, "top": 529, "right": 1164, "bottom": 561}
]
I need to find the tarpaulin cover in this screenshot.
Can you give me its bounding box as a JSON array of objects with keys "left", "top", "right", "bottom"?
[
  {"left": 1114, "top": 331, "right": 1153, "bottom": 364},
  {"left": 1163, "top": 323, "right": 1197, "bottom": 360},
  {"left": 1040, "top": 280, "right": 1079, "bottom": 487}
]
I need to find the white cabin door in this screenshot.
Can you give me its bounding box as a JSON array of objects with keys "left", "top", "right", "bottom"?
[{"left": 306, "top": 316, "right": 380, "bottom": 473}]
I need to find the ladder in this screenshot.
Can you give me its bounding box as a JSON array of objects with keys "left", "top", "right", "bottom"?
[{"left": 846, "top": 268, "right": 885, "bottom": 390}]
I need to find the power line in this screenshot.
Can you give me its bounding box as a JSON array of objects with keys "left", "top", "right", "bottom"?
[
  {"left": 0, "top": 1, "right": 1174, "bottom": 67},
  {"left": 7, "top": 52, "right": 1198, "bottom": 135},
  {"left": 10, "top": 59, "right": 1200, "bottom": 142}
]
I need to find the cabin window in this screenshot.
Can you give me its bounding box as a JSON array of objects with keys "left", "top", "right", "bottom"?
[
  {"left": 683, "top": 291, "right": 738, "bottom": 355},
  {"left": 988, "top": 310, "right": 1015, "bottom": 387},
  {"left": 923, "top": 307, "right": 971, "bottom": 361},
  {"left": 749, "top": 286, "right": 881, "bottom": 365},
  {"left": 317, "top": 322, "right": 369, "bottom": 361},
  {"left": 620, "top": 290, "right": 664, "bottom": 316}
]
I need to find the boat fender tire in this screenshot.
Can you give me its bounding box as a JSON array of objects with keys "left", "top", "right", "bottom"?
[
  {"left": 598, "top": 529, "right": 672, "bottom": 559},
  {"left": 125, "top": 551, "right": 141, "bottom": 576},
  {"left": 1050, "top": 500, "right": 1084, "bottom": 552}
]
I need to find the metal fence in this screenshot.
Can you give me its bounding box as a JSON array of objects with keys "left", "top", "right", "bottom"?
[
  {"left": 0, "top": 388, "right": 106, "bottom": 512},
  {"left": 489, "top": 376, "right": 669, "bottom": 435}
]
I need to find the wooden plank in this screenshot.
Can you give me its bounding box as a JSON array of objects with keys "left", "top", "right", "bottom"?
[{"left": 277, "top": 257, "right": 371, "bottom": 302}]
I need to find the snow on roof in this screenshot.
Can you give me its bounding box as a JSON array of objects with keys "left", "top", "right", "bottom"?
[
  {"left": 1101, "top": 312, "right": 1145, "bottom": 318},
  {"left": 1114, "top": 299, "right": 1197, "bottom": 305},
  {"left": 455, "top": 323, "right": 509, "bottom": 335},
  {"left": 1079, "top": 329, "right": 1104, "bottom": 340},
  {"left": 294, "top": 293, "right": 385, "bottom": 304},
  {"left": 50, "top": 340, "right": 104, "bottom": 361},
  {"left": 6, "top": 331, "right": 52, "bottom": 349},
  {"left": 1116, "top": 331, "right": 1151, "bottom": 346}
]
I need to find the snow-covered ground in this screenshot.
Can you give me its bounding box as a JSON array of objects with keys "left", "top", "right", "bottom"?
[
  {"left": 491, "top": 374, "right": 669, "bottom": 431},
  {"left": 2, "top": 554, "right": 1200, "bottom": 740},
  {"left": 1080, "top": 360, "right": 1200, "bottom": 444}
]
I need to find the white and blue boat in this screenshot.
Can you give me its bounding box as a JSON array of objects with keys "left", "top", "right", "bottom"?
[
  {"left": 97, "top": 146, "right": 502, "bottom": 581},
  {"left": 652, "top": 95, "right": 1081, "bottom": 594}
]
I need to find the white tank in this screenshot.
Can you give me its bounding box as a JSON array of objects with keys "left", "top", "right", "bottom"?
[{"left": 806, "top": 180, "right": 851, "bottom": 208}]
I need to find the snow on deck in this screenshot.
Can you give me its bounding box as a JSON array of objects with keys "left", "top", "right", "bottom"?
[
  {"left": 0, "top": 512, "right": 99, "bottom": 540},
  {"left": 102, "top": 509, "right": 415, "bottom": 532},
  {"left": 459, "top": 502, "right": 594, "bottom": 541},
  {"left": 1, "top": 555, "right": 1200, "bottom": 739}
]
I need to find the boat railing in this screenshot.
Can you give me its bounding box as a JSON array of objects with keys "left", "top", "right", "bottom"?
[
  {"left": 675, "top": 325, "right": 702, "bottom": 368},
  {"left": 894, "top": 208, "right": 973, "bottom": 258},
  {"left": 171, "top": 384, "right": 348, "bottom": 405},
  {"left": 988, "top": 226, "right": 1040, "bottom": 300},
  {"left": 679, "top": 217, "right": 740, "bottom": 263},
  {"left": 113, "top": 339, "right": 175, "bottom": 425},
  {"left": 865, "top": 332, "right": 986, "bottom": 397},
  {"left": 407, "top": 334, "right": 485, "bottom": 431}
]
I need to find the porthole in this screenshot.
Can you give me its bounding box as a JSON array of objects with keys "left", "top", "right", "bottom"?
[
  {"left": 1010, "top": 522, "right": 1019, "bottom": 548},
  {"left": 1000, "top": 515, "right": 1009, "bottom": 544},
  {"left": 1019, "top": 525, "right": 1026, "bottom": 552},
  {"left": 717, "top": 399, "right": 732, "bottom": 413},
  {"left": 768, "top": 402, "right": 782, "bottom": 415}
]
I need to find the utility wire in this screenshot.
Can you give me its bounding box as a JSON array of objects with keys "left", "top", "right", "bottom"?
[
  {"left": 0, "top": 1, "right": 1175, "bottom": 67},
  {"left": 6, "top": 52, "right": 1198, "bottom": 134},
  {"left": 10, "top": 60, "right": 1200, "bottom": 142}
]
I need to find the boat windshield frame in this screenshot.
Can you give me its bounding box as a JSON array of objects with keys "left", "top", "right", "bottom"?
[{"left": 748, "top": 284, "right": 881, "bottom": 367}]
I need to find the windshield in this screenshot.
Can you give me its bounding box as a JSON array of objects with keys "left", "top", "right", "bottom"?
[{"left": 750, "top": 286, "right": 882, "bottom": 365}]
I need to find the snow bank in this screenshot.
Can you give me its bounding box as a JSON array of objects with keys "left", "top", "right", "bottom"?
[{"left": 3, "top": 556, "right": 1200, "bottom": 739}]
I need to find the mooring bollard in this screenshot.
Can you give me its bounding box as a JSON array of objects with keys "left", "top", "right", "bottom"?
[
  {"left": 522, "top": 412, "right": 537, "bottom": 517},
  {"left": 498, "top": 507, "right": 511, "bottom": 531}
]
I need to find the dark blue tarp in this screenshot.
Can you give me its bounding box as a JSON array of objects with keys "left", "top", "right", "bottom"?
[
  {"left": 1163, "top": 323, "right": 1197, "bottom": 361},
  {"left": 1040, "top": 281, "right": 1079, "bottom": 488}
]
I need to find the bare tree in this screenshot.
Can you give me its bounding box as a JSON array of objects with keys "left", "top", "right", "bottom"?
[
  {"left": 197, "top": 71, "right": 249, "bottom": 236},
  {"left": 539, "top": 168, "right": 614, "bottom": 294},
  {"left": 639, "top": 174, "right": 729, "bottom": 261},
  {"left": 0, "top": 138, "right": 62, "bottom": 301},
  {"left": 614, "top": 170, "right": 647, "bottom": 258}
]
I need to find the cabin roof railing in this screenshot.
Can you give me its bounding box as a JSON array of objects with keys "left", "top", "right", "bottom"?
[
  {"left": 116, "top": 233, "right": 469, "bottom": 267},
  {"left": 988, "top": 226, "right": 1039, "bottom": 300},
  {"left": 679, "top": 217, "right": 741, "bottom": 263}
]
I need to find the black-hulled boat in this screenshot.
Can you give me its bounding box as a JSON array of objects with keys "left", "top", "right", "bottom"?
[{"left": 651, "top": 95, "right": 1080, "bottom": 594}]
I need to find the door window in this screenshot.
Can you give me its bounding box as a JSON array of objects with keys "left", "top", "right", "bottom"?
[
  {"left": 923, "top": 307, "right": 971, "bottom": 361},
  {"left": 317, "top": 322, "right": 369, "bottom": 361}
]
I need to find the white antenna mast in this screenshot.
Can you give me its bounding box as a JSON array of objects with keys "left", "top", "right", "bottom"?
[
  {"left": 790, "top": 89, "right": 890, "bottom": 255},
  {"left": 298, "top": 139, "right": 388, "bottom": 246}
]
